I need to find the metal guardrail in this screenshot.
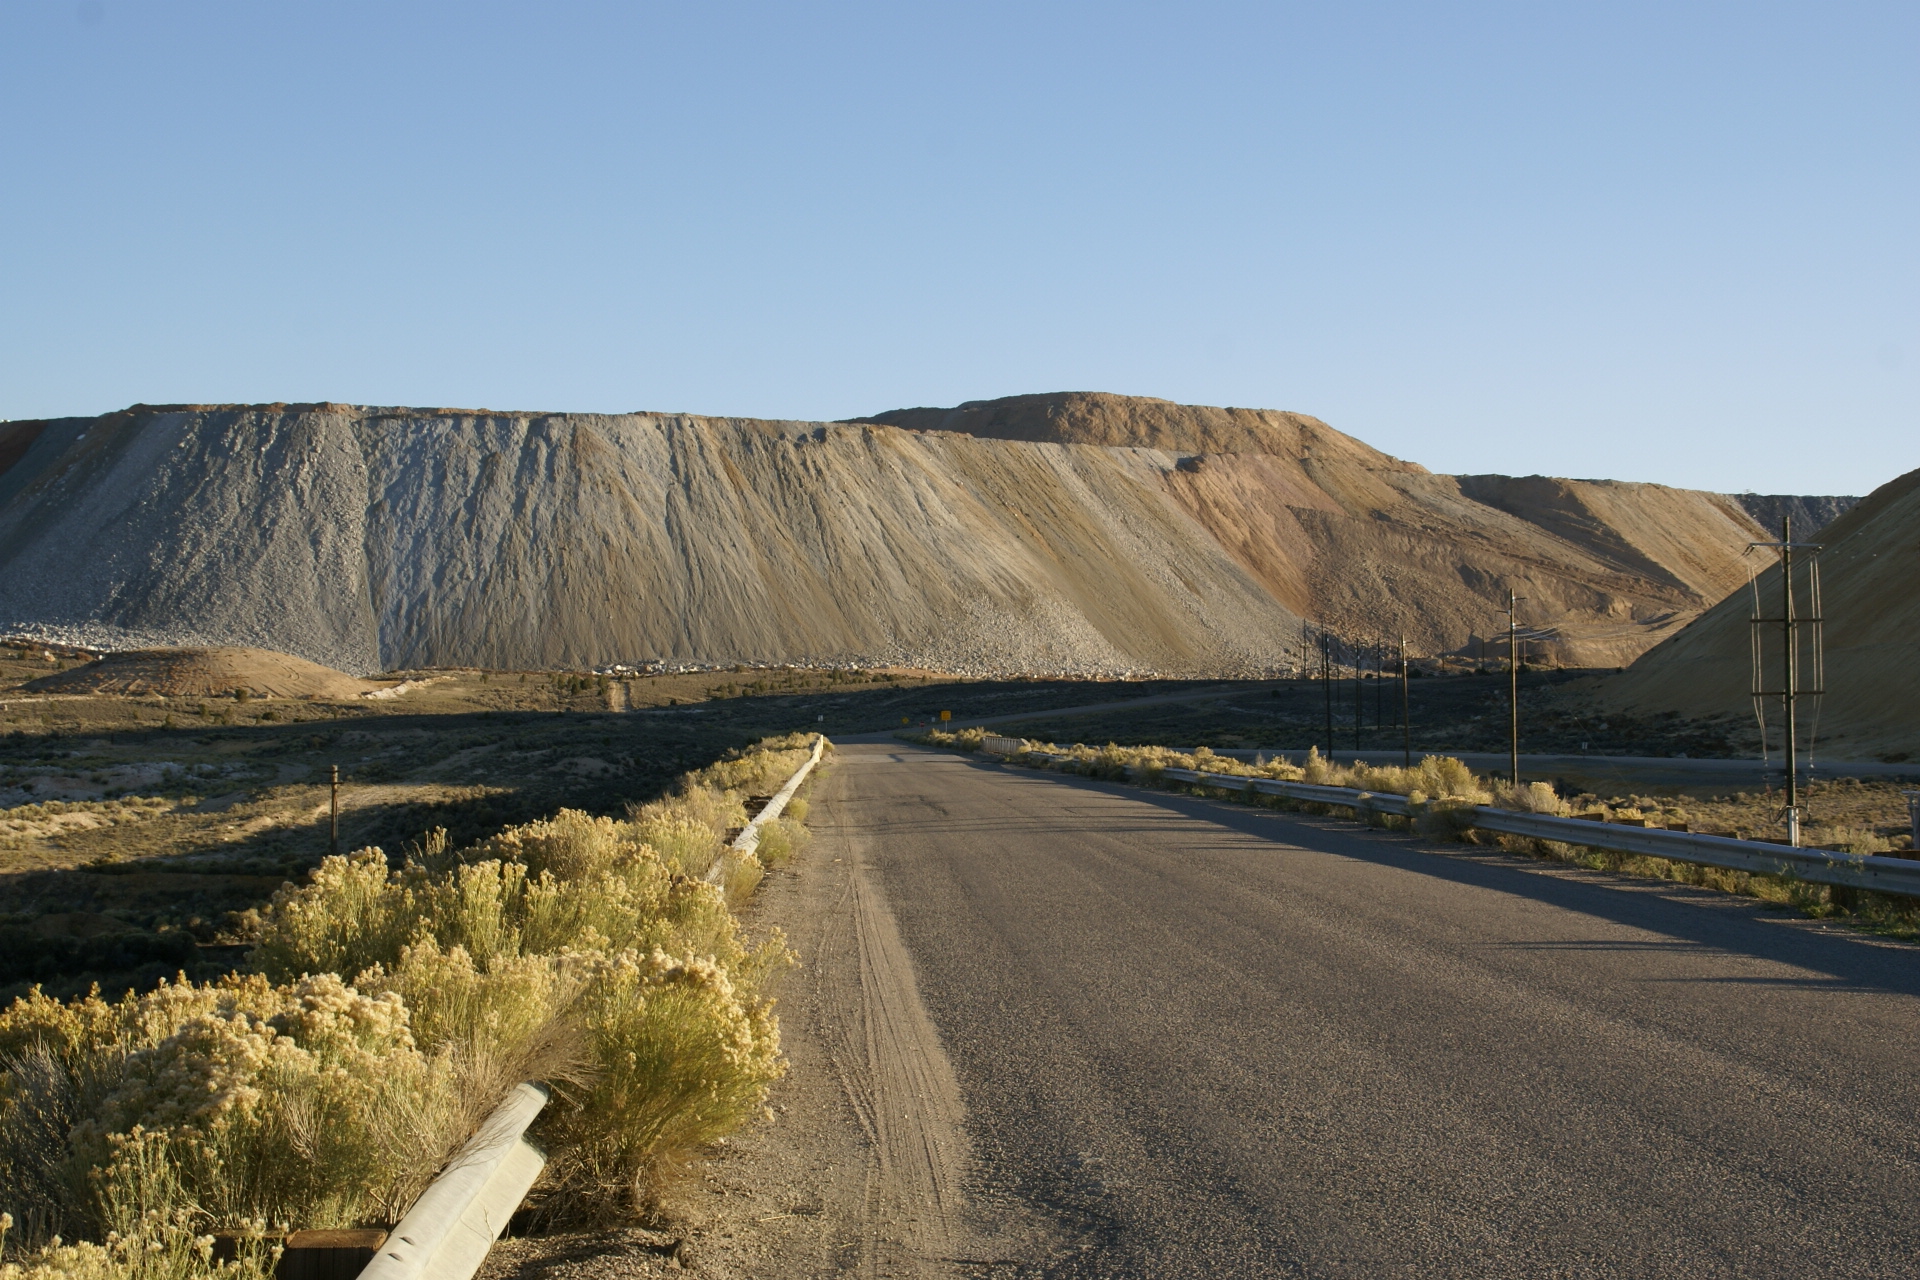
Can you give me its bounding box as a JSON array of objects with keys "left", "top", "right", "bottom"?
[
  {"left": 1010, "top": 756, "right": 1920, "bottom": 900},
  {"left": 363, "top": 740, "right": 831, "bottom": 1280},
  {"left": 1468, "top": 806, "right": 1920, "bottom": 897},
  {"left": 1162, "top": 767, "right": 1414, "bottom": 819},
  {"left": 358, "top": 1082, "right": 550, "bottom": 1280},
  {"left": 706, "top": 734, "right": 827, "bottom": 883}
]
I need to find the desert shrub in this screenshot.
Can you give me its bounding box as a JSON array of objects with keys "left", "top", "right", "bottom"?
[
  {"left": 752, "top": 818, "right": 809, "bottom": 868},
  {"left": 2, "top": 735, "right": 821, "bottom": 1243},
  {"left": 1410, "top": 798, "right": 1480, "bottom": 841},
  {"left": 0, "top": 1212, "right": 277, "bottom": 1280},
  {"left": 1487, "top": 779, "right": 1567, "bottom": 816},
  {"left": 468, "top": 810, "right": 632, "bottom": 881},
  {"left": 620, "top": 813, "right": 722, "bottom": 880},
  {"left": 536, "top": 947, "right": 786, "bottom": 1218},
  {"left": 687, "top": 735, "right": 816, "bottom": 799},
  {"left": 1, "top": 974, "right": 464, "bottom": 1237},
  {"left": 246, "top": 853, "right": 415, "bottom": 983},
  {"left": 1816, "top": 825, "right": 1894, "bottom": 856},
  {"left": 783, "top": 797, "right": 809, "bottom": 824},
  {"left": 254, "top": 847, "right": 739, "bottom": 993}
]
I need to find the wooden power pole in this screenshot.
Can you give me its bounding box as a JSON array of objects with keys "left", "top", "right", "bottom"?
[
  {"left": 1507, "top": 590, "right": 1526, "bottom": 787},
  {"left": 1400, "top": 637, "right": 1411, "bottom": 768}
]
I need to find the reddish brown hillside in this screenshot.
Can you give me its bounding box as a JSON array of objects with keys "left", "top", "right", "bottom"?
[{"left": 869, "top": 393, "right": 1767, "bottom": 666}]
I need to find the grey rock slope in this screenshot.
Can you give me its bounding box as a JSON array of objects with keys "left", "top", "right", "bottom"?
[
  {"left": 1732, "top": 493, "right": 1860, "bottom": 538},
  {"left": 0, "top": 397, "right": 1790, "bottom": 677},
  {"left": 0, "top": 405, "right": 1304, "bottom": 676}
]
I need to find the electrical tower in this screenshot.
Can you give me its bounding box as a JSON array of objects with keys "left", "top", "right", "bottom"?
[{"left": 1748, "top": 516, "right": 1825, "bottom": 847}]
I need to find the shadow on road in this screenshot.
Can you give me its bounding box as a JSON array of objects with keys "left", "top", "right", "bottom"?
[{"left": 962, "top": 756, "right": 1920, "bottom": 999}]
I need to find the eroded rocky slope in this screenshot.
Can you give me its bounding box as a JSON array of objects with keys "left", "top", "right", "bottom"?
[{"left": 0, "top": 395, "right": 1816, "bottom": 676}]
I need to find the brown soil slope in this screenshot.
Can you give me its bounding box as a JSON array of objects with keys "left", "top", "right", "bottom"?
[
  {"left": 0, "top": 395, "right": 1775, "bottom": 676},
  {"left": 1594, "top": 467, "right": 1920, "bottom": 759},
  {"left": 24, "top": 647, "right": 377, "bottom": 699},
  {"left": 875, "top": 394, "right": 1765, "bottom": 665},
  {"left": 858, "top": 391, "right": 1410, "bottom": 467}
]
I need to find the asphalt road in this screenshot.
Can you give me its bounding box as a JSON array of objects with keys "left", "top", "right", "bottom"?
[{"left": 828, "top": 743, "right": 1920, "bottom": 1279}]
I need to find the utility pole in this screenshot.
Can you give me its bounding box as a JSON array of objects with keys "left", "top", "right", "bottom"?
[
  {"left": 1507, "top": 590, "right": 1526, "bottom": 787},
  {"left": 1321, "top": 631, "right": 1333, "bottom": 754},
  {"left": 1353, "top": 637, "right": 1363, "bottom": 754},
  {"left": 1400, "top": 636, "right": 1411, "bottom": 767},
  {"left": 329, "top": 764, "right": 340, "bottom": 855},
  {"left": 1373, "top": 636, "right": 1384, "bottom": 732},
  {"left": 1782, "top": 516, "right": 1800, "bottom": 845},
  {"left": 1747, "top": 515, "right": 1824, "bottom": 848}
]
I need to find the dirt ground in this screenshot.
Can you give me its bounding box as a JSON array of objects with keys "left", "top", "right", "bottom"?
[{"left": 0, "top": 643, "right": 1217, "bottom": 1002}]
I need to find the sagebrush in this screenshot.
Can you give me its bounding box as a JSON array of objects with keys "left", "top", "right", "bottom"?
[{"left": 0, "top": 734, "right": 827, "bottom": 1266}]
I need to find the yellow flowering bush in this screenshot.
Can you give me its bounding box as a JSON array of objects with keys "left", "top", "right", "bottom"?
[
  {"left": 0, "top": 973, "right": 463, "bottom": 1236},
  {"left": 0, "top": 1211, "right": 276, "bottom": 1280},
  {"left": 1, "top": 736, "right": 815, "bottom": 1245},
  {"left": 540, "top": 946, "right": 787, "bottom": 1216}
]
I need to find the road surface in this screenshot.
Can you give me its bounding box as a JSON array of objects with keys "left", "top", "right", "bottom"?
[{"left": 757, "top": 743, "right": 1920, "bottom": 1278}]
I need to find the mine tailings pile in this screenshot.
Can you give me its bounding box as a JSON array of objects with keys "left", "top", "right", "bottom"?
[
  {"left": 0, "top": 392, "right": 1804, "bottom": 677},
  {"left": 1595, "top": 465, "right": 1920, "bottom": 760}
]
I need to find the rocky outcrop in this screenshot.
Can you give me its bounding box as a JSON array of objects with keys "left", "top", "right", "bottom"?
[{"left": 1732, "top": 493, "right": 1860, "bottom": 538}]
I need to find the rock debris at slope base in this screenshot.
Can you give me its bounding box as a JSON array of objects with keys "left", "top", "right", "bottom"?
[{"left": 0, "top": 395, "right": 1844, "bottom": 678}]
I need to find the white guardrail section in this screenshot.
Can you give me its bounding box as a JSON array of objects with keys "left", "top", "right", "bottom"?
[
  {"left": 706, "top": 734, "right": 828, "bottom": 882},
  {"left": 358, "top": 1082, "right": 550, "bottom": 1280},
  {"left": 363, "top": 737, "right": 830, "bottom": 1280},
  {"left": 1002, "top": 755, "right": 1920, "bottom": 899}
]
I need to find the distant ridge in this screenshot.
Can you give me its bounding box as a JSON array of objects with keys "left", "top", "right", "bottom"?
[
  {"left": 1732, "top": 493, "right": 1860, "bottom": 538},
  {"left": 853, "top": 391, "right": 1417, "bottom": 467}
]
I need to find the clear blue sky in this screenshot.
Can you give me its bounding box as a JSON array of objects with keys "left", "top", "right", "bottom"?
[{"left": 2, "top": 2, "right": 1913, "bottom": 494}]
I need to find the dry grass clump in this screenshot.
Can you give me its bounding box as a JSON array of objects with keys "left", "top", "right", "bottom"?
[
  {"left": 919, "top": 727, "right": 985, "bottom": 752},
  {"left": 0, "top": 736, "right": 824, "bottom": 1264}
]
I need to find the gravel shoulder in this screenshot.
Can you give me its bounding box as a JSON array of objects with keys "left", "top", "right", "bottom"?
[{"left": 480, "top": 756, "right": 1051, "bottom": 1280}]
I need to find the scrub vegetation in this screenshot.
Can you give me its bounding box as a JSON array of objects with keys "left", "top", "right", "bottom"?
[{"left": 0, "top": 734, "right": 825, "bottom": 1278}]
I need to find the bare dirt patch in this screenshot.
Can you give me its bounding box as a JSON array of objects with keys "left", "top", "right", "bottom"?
[{"left": 22, "top": 645, "right": 380, "bottom": 699}]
